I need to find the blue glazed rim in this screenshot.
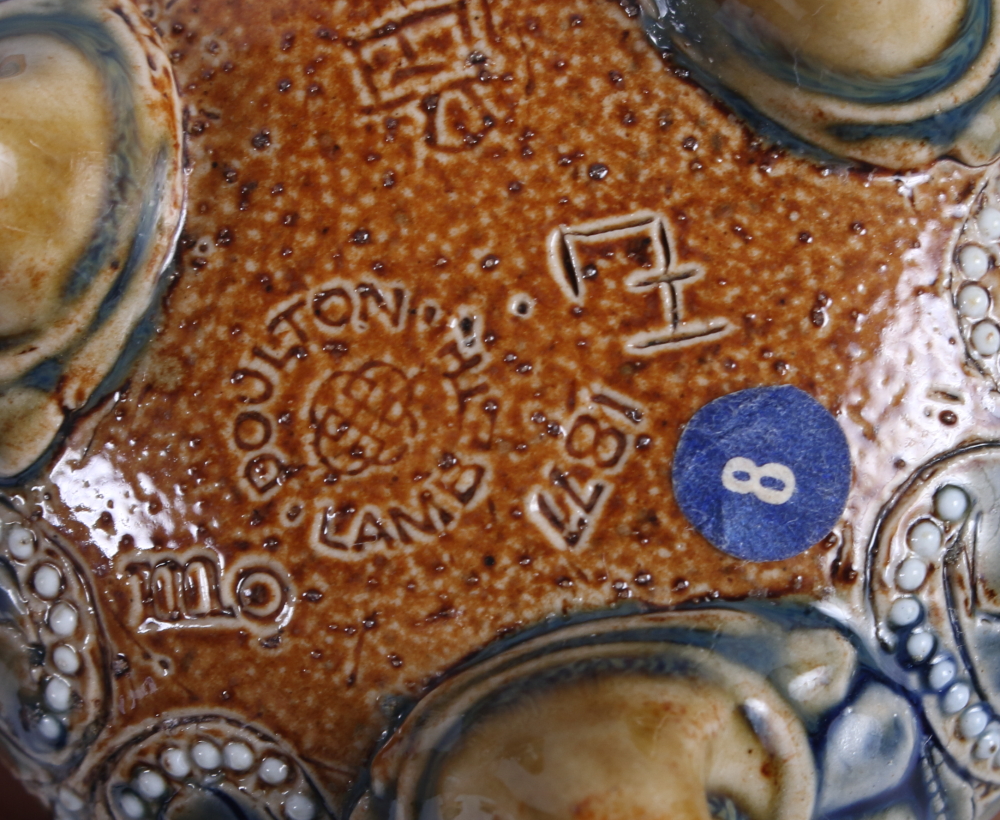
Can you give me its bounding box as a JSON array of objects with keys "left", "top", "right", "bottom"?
[
  {"left": 642, "top": 0, "right": 1000, "bottom": 160},
  {"left": 349, "top": 602, "right": 940, "bottom": 820}
]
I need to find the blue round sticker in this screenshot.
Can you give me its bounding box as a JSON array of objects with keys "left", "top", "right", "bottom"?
[{"left": 672, "top": 386, "right": 851, "bottom": 561}]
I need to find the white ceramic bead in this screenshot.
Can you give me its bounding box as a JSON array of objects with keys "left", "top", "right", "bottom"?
[
  {"left": 162, "top": 747, "right": 191, "bottom": 778},
  {"left": 976, "top": 726, "right": 1000, "bottom": 758},
  {"left": 224, "top": 741, "right": 255, "bottom": 771},
  {"left": 44, "top": 677, "right": 72, "bottom": 712},
  {"left": 943, "top": 682, "right": 972, "bottom": 714},
  {"left": 32, "top": 564, "right": 62, "bottom": 599},
  {"left": 935, "top": 485, "right": 969, "bottom": 522},
  {"left": 896, "top": 557, "right": 928, "bottom": 591},
  {"left": 285, "top": 794, "right": 316, "bottom": 820},
  {"left": 979, "top": 207, "right": 1000, "bottom": 240},
  {"left": 907, "top": 631, "right": 935, "bottom": 663},
  {"left": 49, "top": 602, "right": 78, "bottom": 637},
  {"left": 908, "top": 519, "right": 943, "bottom": 558},
  {"left": 6, "top": 525, "right": 35, "bottom": 560},
  {"left": 929, "top": 656, "right": 958, "bottom": 691},
  {"left": 259, "top": 756, "right": 290, "bottom": 785},
  {"left": 118, "top": 791, "right": 145, "bottom": 820},
  {"left": 960, "top": 244, "right": 990, "bottom": 279},
  {"left": 889, "top": 597, "right": 921, "bottom": 627},
  {"left": 192, "top": 740, "right": 221, "bottom": 770},
  {"left": 53, "top": 645, "right": 80, "bottom": 675},
  {"left": 972, "top": 320, "right": 1000, "bottom": 355},
  {"left": 36, "top": 714, "right": 62, "bottom": 741},
  {"left": 960, "top": 705, "right": 990, "bottom": 738},
  {"left": 58, "top": 789, "right": 84, "bottom": 811},
  {"left": 959, "top": 284, "right": 991, "bottom": 319},
  {"left": 136, "top": 769, "right": 167, "bottom": 800}
]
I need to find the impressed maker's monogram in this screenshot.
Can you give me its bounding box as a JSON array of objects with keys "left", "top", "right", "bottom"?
[
  {"left": 345, "top": 0, "right": 525, "bottom": 155},
  {"left": 548, "top": 212, "right": 732, "bottom": 353}
]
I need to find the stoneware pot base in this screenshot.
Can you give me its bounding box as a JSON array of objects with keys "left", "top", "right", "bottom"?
[{"left": 5, "top": 1, "right": 1000, "bottom": 819}]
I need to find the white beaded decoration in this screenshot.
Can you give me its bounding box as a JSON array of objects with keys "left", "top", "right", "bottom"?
[
  {"left": 960, "top": 244, "right": 990, "bottom": 279},
  {"left": 978, "top": 207, "right": 1000, "bottom": 240},
  {"left": 889, "top": 597, "right": 921, "bottom": 627},
  {"left": 896, "top": 557, "right": 928, "bottom": 592},
  {"left": 285, "top": 794, "right": 317, "bottom": 820},
  {"left": 53, "top": 645, "right": 80, "bottom": 675},
  {"left": 136, "top": 769, "right": 167, "bottom": 800},
  {"left": 943, "top": 682, "right": 972, "bottom": 714},
  {"left": 929, "top": 657, "right": 958, "bottom": 691},
  {"left": 192, "top": 740, "right": 222, "bottom": 770},
  {"left": 162, "top": 747, "right": 192, "bottom": 778},
  {"left": 32, "top": 564, "right": 62, "bottom": 599},
  {"left": 908, "top": 520, "right": 943, "bottom": 558},
  {"left": 224, "top": 741, "right": 255, "bottom": 772},
  {"left": 958, "top": 284, "right": 991, "bottom": 319},
  {"left": 259, "top": 756, "right": 290, "bottom": 785},
  {"left": 960, "top": 705, "right": 990, "bottom": 739},
  {"left": 118, "top": 791, "right": 145, "bottom": 820},
  {"left": 49, "top": 602, "right": 78, "bottom": 637},
  {"left": 934, "top": 485, "right": 969, "bottom": 522},
  {"left": 972, "top": 320, "right": 1000, "bottom": 355},
  {"left": 36, "top": 714, "right": 62, "bottom": 741},
  {"left": 6, "top": 525, "right": 35, "bottom": 560},
  {"left": 907, "top": 631, "right": 935, "bottom": 663},
  {"left": 44, "top": 677, "right": 72, "bottom": 712},
  {"left": 975, "top": 725, "right": 1000, "bottom": 759}
]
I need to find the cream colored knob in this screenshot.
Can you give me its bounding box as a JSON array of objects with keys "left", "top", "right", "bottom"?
[
  {"left": 732, "top": 0, "right": 965, "bottom": 77},
  {"left": 429, "top": 666, "right": 812, "bottom": 820},
  {"left": 0, "top": 34, "right": 110, "bottom": 340}
]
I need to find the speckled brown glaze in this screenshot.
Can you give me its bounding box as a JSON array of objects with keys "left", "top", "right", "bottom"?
[{"left": 6, "top": 0, "right": 1000, "bottom": 816}]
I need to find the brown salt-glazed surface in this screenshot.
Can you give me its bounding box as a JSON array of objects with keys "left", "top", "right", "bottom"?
[{"left": 9, "top": 0, "right": 1000, "bottom": 807}]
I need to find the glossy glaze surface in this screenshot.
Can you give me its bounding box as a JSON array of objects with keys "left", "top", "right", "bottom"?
[
  {"left": 4, "top": 0, "right": 1000, "bottom": 818},
  {"left": 641, "top": 0, "right": 1000, "bottom": 167}
]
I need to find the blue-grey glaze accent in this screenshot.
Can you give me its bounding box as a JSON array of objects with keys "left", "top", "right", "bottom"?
[
  {"left": 0, "top": 6, "right": 179, "bottom": 486},
  {"left": 0, "top": 560, "right": 30, "bottom": 752},
  {"left": 642, "top": 1, "right": 1000, "bottom": 159},
  {"left": 658, "top": 0, "right": 991, "bottom": 105},
  {"left": 358, "top": 602, "right": 938, "bottom": 820},
  {"left": 829, "top": 69, "right": 1000, "bottom": 146},
  {"left": 817, "top": 682, "right": 920, "bottom": 815},
  {"left": 0, "top": 10, "right": 138, "bottom": 305},
  {"left": 157, "top": 785, "right": 265, "bottom": 820},
  {"left": 641, "top": 10, "right": 853, "bottom": 164}
]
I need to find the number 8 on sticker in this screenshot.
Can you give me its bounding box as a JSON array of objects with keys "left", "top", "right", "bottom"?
[
  {"left": 672, "top": 386, "right": 851, "bottom": 561},
  {"left": 721, "top": 457, "right": 796, "bottom": 505}
]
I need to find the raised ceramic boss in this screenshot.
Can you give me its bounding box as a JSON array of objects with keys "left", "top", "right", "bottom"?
[
  {"left": 4, "top": 1, "right": 1000, "bottom": 820},
  {"left": 0, "top": 0, "right": 184, "bottom": 482},
  {"left": 640, "top": 0, "right": 1000, "bottom": 167}
]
